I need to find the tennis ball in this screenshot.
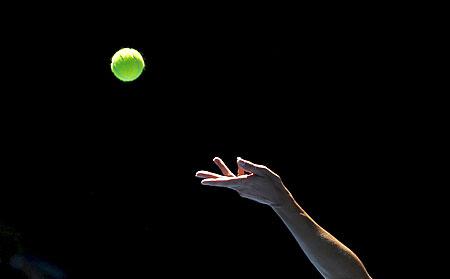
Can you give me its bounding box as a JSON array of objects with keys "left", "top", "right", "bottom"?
[{"left": 111, "top": 48, "right": 145, "bottom": 82}]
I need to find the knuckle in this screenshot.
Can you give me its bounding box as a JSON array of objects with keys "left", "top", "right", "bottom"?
[{"left": 260, "top": 166, "right": 271, "bottom": 175}]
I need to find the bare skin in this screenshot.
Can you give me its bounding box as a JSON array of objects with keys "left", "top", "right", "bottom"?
[{"left": 196, "top": 157, "right": 372, "bottom": 279}]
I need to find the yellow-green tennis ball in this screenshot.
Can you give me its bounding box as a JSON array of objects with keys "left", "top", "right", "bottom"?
[{"left": 111, "top": 48, "right": 145, "bottom": 82}]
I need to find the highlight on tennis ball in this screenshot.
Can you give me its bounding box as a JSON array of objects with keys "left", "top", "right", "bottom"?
[{"left": 111, "top": 48, "right": 145, "bottom": 82}]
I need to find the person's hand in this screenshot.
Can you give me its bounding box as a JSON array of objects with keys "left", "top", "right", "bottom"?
[{"left": 195, "top": 157, "right": 292, "bottom": 208}]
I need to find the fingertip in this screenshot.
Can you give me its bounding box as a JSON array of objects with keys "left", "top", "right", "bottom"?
[{"left": 213, "top": 157, "right": 221, "bottom": 162}]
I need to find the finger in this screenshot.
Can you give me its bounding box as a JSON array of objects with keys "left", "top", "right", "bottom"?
[
  {"left": 237, "top": 157, "right": 268, "bottom": 176},
  {"left": 201, "top": 176, "right": 249, "bottom": 188},
  {"left": 195, "top": 171, "right": 222, "bottom": 179},
  {"left": 237, "top": 164, "right": 245, "bottom": 176},
  {"left": 213, "top": 157, "right": 234, "bottom": 177}
]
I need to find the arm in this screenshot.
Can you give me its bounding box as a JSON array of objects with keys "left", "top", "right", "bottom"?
[
  {"left": 196, "top": 157, "right": 372, "bottom": 279},
  {"left": 273, "top": 195, "right": 371, "bottom": 279}
]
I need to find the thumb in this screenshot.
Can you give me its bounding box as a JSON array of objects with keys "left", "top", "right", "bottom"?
[{"left": 237, "top": 157, "right": 268, "bottom": 176}]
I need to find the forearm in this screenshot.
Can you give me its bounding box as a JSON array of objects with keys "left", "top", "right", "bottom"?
[
  {"left": 272, "top": 195, "right": 371, "bottom": 279},
  {"left": 196, "top": 157, "right": 372, "bottom": 278}
]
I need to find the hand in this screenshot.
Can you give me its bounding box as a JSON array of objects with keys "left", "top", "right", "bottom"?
[{"left": 195, "top": 157, "right": 292, "bottom": 208}]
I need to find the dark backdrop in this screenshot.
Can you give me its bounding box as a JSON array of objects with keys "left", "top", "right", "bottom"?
[{"left": 1, "top": 4, "right": 411, "bottom": 278}]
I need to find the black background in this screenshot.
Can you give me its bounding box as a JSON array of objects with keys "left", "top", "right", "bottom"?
[{"left": 1, "top": 3, "right": 417, "bottom": 278}]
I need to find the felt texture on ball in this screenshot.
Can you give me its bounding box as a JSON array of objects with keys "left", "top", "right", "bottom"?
[{"left": 111, "top": 48, "right": 145, "bottom": 82}]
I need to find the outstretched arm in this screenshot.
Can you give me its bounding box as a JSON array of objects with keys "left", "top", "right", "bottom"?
[{"left": 196, "top": 157, "right": 372, "bottom": 279}]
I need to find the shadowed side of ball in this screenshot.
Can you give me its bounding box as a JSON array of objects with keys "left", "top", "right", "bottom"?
[{"left": 111, "top": 48, "right": 145, "bottom": 82}]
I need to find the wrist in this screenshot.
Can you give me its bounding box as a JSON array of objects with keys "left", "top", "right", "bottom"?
[
  {"left": 270, "top": 190, "right": 296, "bottom": 211},
  {"left": 270, "top": 188, "right": 305, "bottom": 217}
]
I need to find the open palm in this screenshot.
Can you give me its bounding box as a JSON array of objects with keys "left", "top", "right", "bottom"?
[{"left": 195, "top": 157, "right": 291, "bottom": 207}]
